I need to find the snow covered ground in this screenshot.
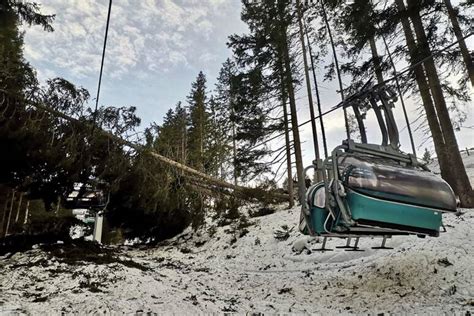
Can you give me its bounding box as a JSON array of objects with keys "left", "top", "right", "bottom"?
[
  {"left": 1, "top": 207, "right": 473, "bottom": 314},
  {"left": 1, "top": 153, "right": 473, "bottom": 314},
  {"left": 429, "top": 149, "right": 474, "bottom": 181}
]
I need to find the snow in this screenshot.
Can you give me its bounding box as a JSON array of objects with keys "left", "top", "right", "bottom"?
[
  {"left": 429, "top": 150, "right": 474, "bottom": 182},
  {"left": 69, "top": 225, "right": 86, "bottom": 240},
  {"left": 1, "top": 154, "right": 473, "bottom": 314},
  {"left": 1, "top": 207, "right": 473, "bottom": 314}
]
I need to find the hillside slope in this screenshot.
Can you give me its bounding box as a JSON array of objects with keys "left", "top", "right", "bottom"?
[
  {"left": 1, "top": 152, "right": 474, "bottom": 314},
  {"left": 1, "top": 205, "right": 473, "bottom": 314}
]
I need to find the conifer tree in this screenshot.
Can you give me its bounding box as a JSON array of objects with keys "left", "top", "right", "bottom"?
[
  {"left": 317, "top": 0, "right": 473, "bottom": 206},
  {"left": 0, "top": 0, "right": 53, "bottom": 97},
  {"left": 214, "top": 59, "right": 239, "bottom": 184},
  {"left": 229, "top": 0, "right": 307, "bottom": 203},
  {"left": 443, "top": 0, "right": 474, "bottom": 87},
  {"left": 155, "top": 102, "right": 188, "bottom": 164},
  {"left": 187, "top": 71, "right": 210, "bottom": 172},
  {"left": 404, "top": 0, "right": 474, "bottom": 206},
  {"left": 296, "top": 0, "right": 321, "bottom": 180}
]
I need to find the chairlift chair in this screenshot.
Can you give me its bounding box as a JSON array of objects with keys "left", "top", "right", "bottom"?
[
  {"left": 299, "top": 83, "right": 457, "bottom": 248},
  {"left": 65, "top": 181, "right": 109, "bottom": 211}
]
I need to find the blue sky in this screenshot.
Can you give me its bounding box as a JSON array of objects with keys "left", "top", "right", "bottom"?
[
  {"left": 23, "top": 0, "right": 247, "bottom": 126},
  {"left": 22, "top": 0, "right": 473, "bottom": 174}
]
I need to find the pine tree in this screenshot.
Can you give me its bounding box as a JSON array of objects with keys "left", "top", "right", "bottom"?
[
  {"left": 187, "top": 71, "right": 210, "bottom": 172},
  {"left": 443, "top": 0, "right": 474, "bottom": 87},
  {"left": 228, "top": 0, "right": 307, "bottom": 203},
  {"left": 295, "top": 0, "right": 321, "bottom": 179},
  {"left": 227, "top": 1, "right": 282, "bottom": 183},
  {"left": 207, "top": 96, "right": 232, "bottom": 177},
  {"left": 156, "top": 103, "right": 188, "bottom": 163},
  {"left": 230, "top": 68, "right": 272, "bottom": 181},
  {"left": 405, "top": 0, "right": 474, "bottom": 207},
  {"left": 275, "top": 0, "right": 307, "bottom": 204},
  {"left": 214, "top": 59, "right": 239, "bottom": 182},
  {"left": 422, "top": 148, "right": 432, "bottom": 165},
  {"left": 0, "top": 0, "right": 53, "bottom": 97},
  {"left": 308, "top": 0, "right": 472, "bottom": 205}
]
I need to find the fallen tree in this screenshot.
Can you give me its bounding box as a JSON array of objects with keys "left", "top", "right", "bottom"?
[{"left": 10, "top": 96, "right": 289, "bottom": 204}]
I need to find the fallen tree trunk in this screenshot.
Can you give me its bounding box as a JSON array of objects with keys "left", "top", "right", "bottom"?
[
  {"left": 22, "top": 98, "right": 290, "bottom": 203},
  {"left": 186, "top": 177, "right": 289, "bottom": 203}
]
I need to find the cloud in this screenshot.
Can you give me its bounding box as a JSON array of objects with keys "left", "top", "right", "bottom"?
[
  {"left": 199, "top": 52, "right": 219, "bottom": 63},
  {"left": 22, "top": 0, "right": 236, "bottom": 81}
]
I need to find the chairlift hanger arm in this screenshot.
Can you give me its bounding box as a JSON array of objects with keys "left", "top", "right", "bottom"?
[
  {"left": 379, "top": 92, "right": 400, "bottom": 149},
  {"left": 341, "top": 83, "right": 401, "bottom": 150},
  {"left": 368, "top": 96, "right": 389, "bottom": 147},
  {"left": 351, "top": 104, "right": 367, "bottom": 144}
]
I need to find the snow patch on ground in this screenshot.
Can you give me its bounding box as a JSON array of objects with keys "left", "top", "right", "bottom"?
[
  {"left": 1, "top": 152, "right": 474, "bottom": 313},
  {"left": 1, "top": 207, "right": 473, "bottom": 314},
  {"left": 429, "top": 150, "right": 474, "bottom": 182}
]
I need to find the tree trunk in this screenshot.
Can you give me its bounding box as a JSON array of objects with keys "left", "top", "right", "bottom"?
[
  {"left": 14, "top": 192, "right": 23, "bottom": 222},
  {"left": 199, "top": 109, "right": 203, "bottom": 170},
  {"left": 320, "top": 0, "right": 350, "bottom": 139},
  {"left": 276, "top": 5, "right": 306, "bottom": 204},
  {"left": 0, "top": 191, "right": 10, "bottom": 237},
  {"left": 23, "top": 200, "right": 29, "bottom": 225},
  {"left": 182, "top": 123, "right": 186, "bottom": 164},
  {"left": 283, "top": 100, "right": 295, "bottom": 208},
  {"left": 407, "top": 0, "right": 474, "bottom": 207},
  {"left": 305, "top": 24, "right": 328, "bottom": 159},
  {"left": 277, "top": 56, "right": 295, "bottom": 208},
  {"left": 369, "top": 37, "right": 385, "bottom": 85},
  {"left": 231, "top": 105, "right": 238, "bottom": 187},
  {"left": 395, "top": 0, "right": 451, "bottom": 186},
  {"left": 232, "top": 124, "right": 238, "bottom": 187},
  {"left": 283, "top": 53, "right": 306, "bottom": 204},
  {"left": 296, "top": 0, "right": 321, "bottom": 182},
  {"left": 4, "top": 189, "right": 15, "bottom": 237},
  {"left": 443, "top": 0, "right": 474, "bottom": 87}
]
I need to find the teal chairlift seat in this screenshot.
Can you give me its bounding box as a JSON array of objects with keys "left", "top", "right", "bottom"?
[{"left": 299, "top": 84, "right": 457, "bottom": 246}]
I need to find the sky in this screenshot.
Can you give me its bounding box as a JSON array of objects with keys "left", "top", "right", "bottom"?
[
  {"left": 23, "top": 0, "right": 247, "bottom": 126},
  {"left": 22, "top": 0, "right": 473, "bottom": 177}
]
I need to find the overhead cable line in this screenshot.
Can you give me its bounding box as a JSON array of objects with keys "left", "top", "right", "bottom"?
[
  {"left": 247, "top": 31, "right": 474, "bottom": 151},
  {"left": 92, "top": 0, "right": 113, "bottom": 132}
]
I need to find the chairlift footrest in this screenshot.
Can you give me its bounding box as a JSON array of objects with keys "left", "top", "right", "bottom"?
[
  {"left": 345, "top": 248, "right": 364, "bottom": 252},
  {"left": 311, "top": 248, "right": 334, "bottom": 252}
]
